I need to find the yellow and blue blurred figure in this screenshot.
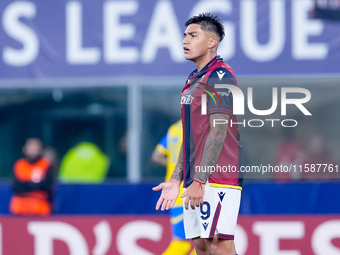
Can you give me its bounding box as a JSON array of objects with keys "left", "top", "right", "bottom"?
[{"left": 152, "top": 120, "right": 196, "bottom": 255}]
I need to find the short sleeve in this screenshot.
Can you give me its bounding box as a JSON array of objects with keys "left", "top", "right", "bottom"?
[{"left": 206, "top": 68, "right": 236, "bottom": 116}]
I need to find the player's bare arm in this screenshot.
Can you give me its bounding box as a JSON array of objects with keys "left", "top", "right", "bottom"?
[
  {"left": 196, "top": 113, "right": 230, "bottom": 182},
  {"left": 171, "top": 143, "right": 184, "bottom": 182},
  {"left": 182, "top": 113, "right": 229, "bottom": 210},
  {"left": 152, "top": 144, "right": 183, "bottom": 211},
  {"left": 151, "top": 149, "right": 167, "bottom": 166}
]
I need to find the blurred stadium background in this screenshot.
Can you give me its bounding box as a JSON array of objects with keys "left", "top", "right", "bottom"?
[{"left": 0, "top": 0, "right": 340, "bottom": 254}]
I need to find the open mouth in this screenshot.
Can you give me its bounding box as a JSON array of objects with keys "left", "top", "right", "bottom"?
[{"left": 183, "top": 47, "right": 189, "bottom": 53}]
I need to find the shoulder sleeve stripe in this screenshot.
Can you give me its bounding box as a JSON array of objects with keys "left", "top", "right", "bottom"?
[{"left": 208, "top": 108, "right": 232, "bottom": 115}]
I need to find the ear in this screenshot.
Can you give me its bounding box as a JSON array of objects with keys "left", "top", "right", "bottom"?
[{"left": 208, "top": 37, "right": 218, "bottom": 49}]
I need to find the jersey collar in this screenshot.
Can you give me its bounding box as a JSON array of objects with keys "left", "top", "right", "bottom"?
[{"left": 195, "top": 55, "right": 223, "bottom": 78}]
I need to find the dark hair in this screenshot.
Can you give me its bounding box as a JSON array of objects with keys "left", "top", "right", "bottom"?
[{"left": 185, "top": 13, "right": 225, "bottom": 42}]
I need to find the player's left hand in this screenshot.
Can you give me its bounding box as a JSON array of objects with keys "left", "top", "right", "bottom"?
[
  {"left": 181, "top": 180, "right": 205, "bottom": 210},
  {"left": 153, "top": 179, "right": 180, "bottom": 211}
]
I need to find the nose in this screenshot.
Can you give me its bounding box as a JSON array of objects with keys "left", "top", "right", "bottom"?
[{"left": 182, "top": 36, "right": 188, "bottom": 45}]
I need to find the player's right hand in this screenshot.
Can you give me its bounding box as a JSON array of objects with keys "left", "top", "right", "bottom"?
[{"left": 152, "top": 179, "right": 180, "bottom": 211}]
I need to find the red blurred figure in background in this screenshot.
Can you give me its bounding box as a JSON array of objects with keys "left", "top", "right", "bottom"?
[{"left": 10, "top": 138, "right": 54, "bottom": 216}]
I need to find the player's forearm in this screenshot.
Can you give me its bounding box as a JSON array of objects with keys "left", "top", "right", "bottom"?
[
  {"left": 195, "top": 113, "right": 229, "bottom": 183},
  {"left": 151, "top": 150, "right": 167, "bottom": 166},
  {"left": 170, "top": 143, "right": 184, "bottom": 182}
]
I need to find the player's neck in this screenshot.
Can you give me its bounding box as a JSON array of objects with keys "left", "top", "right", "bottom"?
[{"left": 194, "top": 51, "right": 217, "bottom": 72}]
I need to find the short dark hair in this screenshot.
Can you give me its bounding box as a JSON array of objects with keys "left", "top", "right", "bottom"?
[{"left": 185, "top": 13, "right": 225, "bottom": 42}]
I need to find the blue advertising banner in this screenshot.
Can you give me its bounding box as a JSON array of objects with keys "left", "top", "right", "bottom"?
[{"left": 0, "top": 0, "right": 339, "bottom": 80}]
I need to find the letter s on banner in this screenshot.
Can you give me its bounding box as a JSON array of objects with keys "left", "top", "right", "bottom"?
[
  {"left": 117, "top": 220, "right": 163, "bottom": 255},
  {"left": 3, "top": 1, "right": 39, "bottom": 66}
]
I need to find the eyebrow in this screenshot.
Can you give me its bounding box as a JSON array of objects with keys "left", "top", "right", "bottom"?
[{"left": 184, "top": 31, "right": 198, "bottom": 36}]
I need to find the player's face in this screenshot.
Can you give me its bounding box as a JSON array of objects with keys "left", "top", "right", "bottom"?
[{"left": 183, "top": 24, "right": 212, "bottom": 62}]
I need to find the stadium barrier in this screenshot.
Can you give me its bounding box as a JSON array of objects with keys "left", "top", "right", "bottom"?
[
  {"left": 1, "top": 182, "right": 340, "bottom": 215},
  {"left": 1, "top": 182, "right": 340, "bottom": 254},
  {"left": 0, "top": 215, "right": 339, "bottom": 254}
]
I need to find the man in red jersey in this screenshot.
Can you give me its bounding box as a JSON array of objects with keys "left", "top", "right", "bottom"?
[{"left": 153, "top": 13, "right": 243, "bottom": 255}]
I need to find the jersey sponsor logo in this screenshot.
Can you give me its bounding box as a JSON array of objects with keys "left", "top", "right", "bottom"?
[
  {"left": 216, "top": 70, "right": 226, "bottom": 81},
  {"left": 202, "top": 222, "right": 209, "bottom": 231},
  {"left": 181, "top": 94, "right": 194, "bottom": 105},
  {"left": 212, "top": 90, "right": 231, "bottom": 98},
  {"left": 197, "top": 82, "right": 223, "bottom": 107},
  {"left": 218, "top": 90, "right": 230, "bottom": 97},
  {"left": 218, "top": 192, "right": 226, "bottom": 202}
]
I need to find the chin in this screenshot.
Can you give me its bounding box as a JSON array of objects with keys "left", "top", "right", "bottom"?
[{"left": 184, "top": 55, "right": 194, "bottom": 61}]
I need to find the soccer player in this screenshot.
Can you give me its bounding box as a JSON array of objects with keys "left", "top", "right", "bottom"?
[
  {"left": 153, "top": 13, "right": 242, "bottom": 255},
  {"left": 152, "top": 120, "right": 196, "bottom": 255}
]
